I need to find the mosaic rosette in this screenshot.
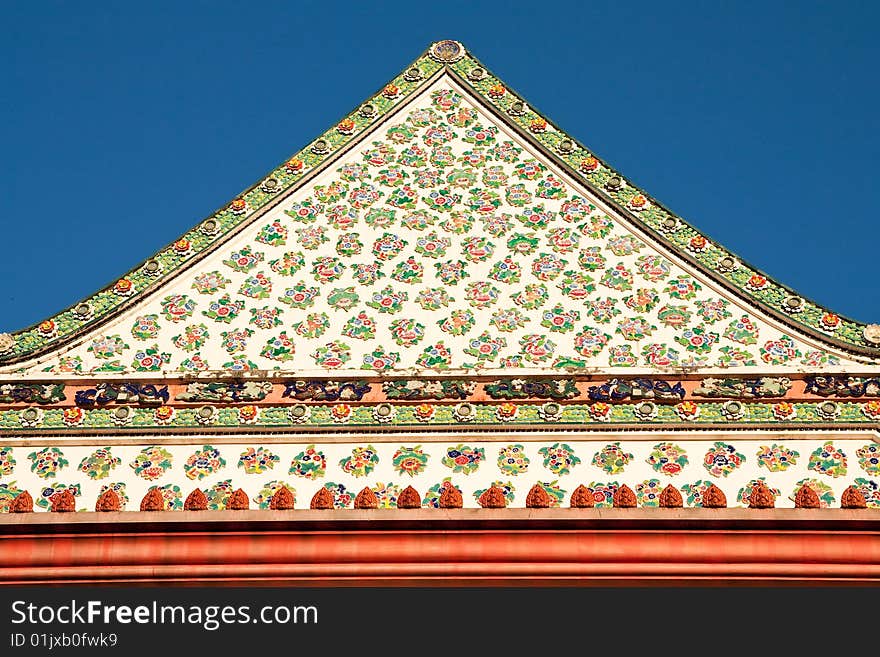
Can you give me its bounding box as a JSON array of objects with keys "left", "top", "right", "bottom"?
[
  {"left": 289, "top": 445, "right": 327, "bottom": 479},
  {"left": 586, "top": 482, "right": 619, "bottom": 508},
  {"left": 539, "top": 443, "right": 581, "bottom": 476},
  {"left": 441, "top": 444, "right": 485, "bottom": 474},
  {"left": 496, "top": 444, "right": 529, "bottom": 476},
  {"left": 183, "top": 445, "right": 227, "bottom": 481},
  {"left": 131, "top": 345, "right": 170, "bottom": 372},
  {"left": 647, "top": 442, "right": 688, "bottom": 477},
  {"left": 392, "top": 445, "right": 429, "bottom": 477},
  {"left": 237, "top": 447, "right": 279, "bottom": 475},
  {"left": 77, "top": 448, "right": 120, "bottom": 481},
  {"left": 311, "top": 340, "right": 351, "bottom": 368},
  {"left": 591, "top": 442, "right": 633, "bottom": 475},
  {"left": 856, "top": 443, "right": 880, "bottom": 475},
  {"left": 760, "top": 336, "right": 801, "bottom": 366},
  {"left": 192, "top": 271, "right": 230, "bottom": 295},
  {"left": 131, "top": 314, "right": 160, "bottom": 341},
  {"left": 172, "top": 324, "right": 209, "bottom": 352},
  {"left": 756, "top": 444, "right": 799, "bottom": 472},
  {"left": 28, "top": 448, "right": 68, "bottom": 480},
  {"left": 129, "top": 446, "right": 173, "bottom": 481},
  {"left": 702, "top": 442, "right": 745, "bottom": 478},
  {"left": 635, "top": 478, "right": 663, "bottom": 507},
  {"left": 204, "top": 480, "right": 234, "bottom": 510},
  {"left": 147, "top": 484, "right": 181, "bottom": 510},
  {"left": 339, "top": 445, "right": 379, "bottom": 478},
  {"left": 323, "top": 482, "right": 354, "bottom": 509},
  {"left": 0, "top": 447, "right": 15, "bottom": 477},
  {"left": 807, "top": 441, "right": 847, "bottom": 478},
  {"left": 372, "top": 482, "right": 401, "bottom": 508}
]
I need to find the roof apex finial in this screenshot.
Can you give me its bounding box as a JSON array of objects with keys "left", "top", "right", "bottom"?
[{"left": 429, "top": 40, "right": 466, "bottom": 63}]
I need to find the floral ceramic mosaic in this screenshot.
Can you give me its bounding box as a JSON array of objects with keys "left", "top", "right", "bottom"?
[
  {"left": 0, "top": 438, "right": 874, "bottom": 512},
  {"left": 0, "top": 40, "right": 877, "bottom": 385},
  {"left": 16, "top": 80, "right": 863, "bottom": 377},
  {"left": 0, "top": 45, "right": 878, "bottom": 534}
]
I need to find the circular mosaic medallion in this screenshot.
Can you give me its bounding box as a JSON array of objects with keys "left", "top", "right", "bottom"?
[
  {"left": 783, "top": 296, "right": 804, "bottom": 313},
  {"left": 404, "top": 67, "right": 423, "bottom": 81},
  {"left": 200, "top": 219, "right": 219, "bottom": 236},
  {"left": 606, "top": 176, "right": 623, "bottom": 191},
  {"left": 429, "top": 40, "right": 465, "bottom": 63},
  {"left": 557, "top": 139, "right": 575, "bottom": 154},
  {"left": 864, "top": 324, "right": 880, "bottom": 345},
  {"left": 716, "top": 256, "right": 737, "bottom": 272}
]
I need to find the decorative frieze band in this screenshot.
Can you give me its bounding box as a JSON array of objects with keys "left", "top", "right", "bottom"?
[
  {"left": 1, "top": 375, "right": 879, "bottom": 409},
  {"left": 2, "top": 398, "right": 879, "bottom": 432}
]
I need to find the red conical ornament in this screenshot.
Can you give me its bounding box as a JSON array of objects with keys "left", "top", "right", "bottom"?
[
  {"left": 478, "top": 485, "right": 507, "bottom": 509},
  {"left": 396, "top": 486, "right": 421, "bottom": 509},
  {"left": 140, "top": 488, "right": 165, "bottom": 511},
  {"left": 569, "top": 485, "right": 594, "bottom": 508},
  {"left": 439, "top": 485, "right": 463, "bottom": 509},
  {"left": 95, "top": 489, "right": 120, "bottom": 512},
  {"left": 51, "top": 490, "right": 76, "bottom": 513},
  {"left": 613, "top": 484, "right": 637, "bottom": 508},
  {"left": 184, "top": 488, "right": 208, "bottom": 511},
  {"left": 226, "top": 488, "right": 250, "bottom": 510},
  {"left": 269, "top": 486, "right": 295, "bottom": 510},
  {"left": 310, "top": 487, "right": 334, "bottom": 509},
  {"left": 10, "top": 490, "right": 33, "bottom": 513},
  {"left": 659, "top": 485, "right": 683, "bottom": 508},
  {"left": 354, "top": 487, "right": 378, "bottom": 509},
  {"left": 525, "top": 484, "right": 551, "bottom": 508}
]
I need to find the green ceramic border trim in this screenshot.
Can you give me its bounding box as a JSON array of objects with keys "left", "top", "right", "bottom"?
[
  {"left": 1, "top": 400, "right": 877, "bottom": 431},
  {"left": 2, "top": 42, "right": 877, "bottom": 364}
]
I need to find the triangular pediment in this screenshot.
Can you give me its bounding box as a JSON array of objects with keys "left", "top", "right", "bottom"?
[
  {"left": 2, "top": 41, "right": 878, "bottom": 379},
  {"left": 1, "top": 41, "right": 880, "bottom": 528}
]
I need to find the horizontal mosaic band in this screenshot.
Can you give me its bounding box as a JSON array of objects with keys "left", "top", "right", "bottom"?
[
  {"left": 3, "top": 399, "right": 880, "bottom": 432},
  {"left": 1, "top": 475, "right": 877, "bottom": 512},
  {"left": 1, "top": 491, "right": 876, "bottom": 512},
  {"left": 2, "top": 374, "right": 878, "bottom": 407},
  {"left": 1, "top": 41, "right": 877, "bottom": 365}
]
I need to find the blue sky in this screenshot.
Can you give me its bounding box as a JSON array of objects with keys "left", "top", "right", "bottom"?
[{"left": 2, "top": 0, "right": 878, "bottom": 331}]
